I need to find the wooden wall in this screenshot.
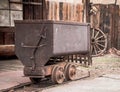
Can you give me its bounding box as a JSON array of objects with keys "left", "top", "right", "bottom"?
[
  {"left": 23, "top": 0, "right": 84, "bottom": 22},
  {"left": 0, "top": 27, "right": 15, "bottom": 56},
  {"left": 44, "top": 0, "right": 83, "bottom": 22},
  {"left": 90, "top": 4, "right": 119, "bottom": 49},
  {"left": 23, "top": 0, "right": 43, "bottom": 20},
  {"left": 0, "top": 27, "right": 14, "bottom": 45},
  {"left": 118, "top": 9, "right": 120, "bottom": 50}
]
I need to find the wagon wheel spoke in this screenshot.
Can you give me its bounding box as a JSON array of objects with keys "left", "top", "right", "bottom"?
[
  {"left": 93, "top": 45, "right": 97, "bottom": 55},
  {"left": 91, "top": 28, "right": 107, "bottom": 57},
  {"left": 95, "top": 43, "right": 102, "bottom": 52},
  {"left": 92, "top": 28, "right": 95, "bottom": 38},
  {"left": 96, "top": 42, "right": 105, "bottom": 48},
  {"left": 96, "top": 40, "right": 106, "bottom": 43},
  {"left": 96, "top": 35, "right": 104, "bottom": 40},
  {"left": 91, "top": 45, "right": 94, "bottom": 53},
  {"left": 95, "top": 31, "right": 100, "bottom": 38}
]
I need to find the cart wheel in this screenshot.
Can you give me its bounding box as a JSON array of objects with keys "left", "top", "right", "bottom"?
[
  {"left": 51, "top": 66, "right": 65, "bottom": 84},
  {"left": 64, "top": 63, "right": 76, "bottom": 81},
  {"left": 91, "top": 28, "right": 107, "bottom": 56},
  {"left": 29, "top": 78, "right": 41, "bottom": 84}
]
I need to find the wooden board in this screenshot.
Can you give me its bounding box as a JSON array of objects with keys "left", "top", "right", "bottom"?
[
  {"left": 23, "top": 0, "right": 43, "bottom": 20},
  {"left": 0, "top": 32, "right": 4, "bottom": 45},
  {"left": 118, "top": 11, "right": 120, "bottom": 50},
  {"left": 0, "top": 45, "right": 14, "bottom": 56},
  {"left": 4, "top": 32, "right": 14, "bottom": 44},
  {"left": 0, "top": 27, "right": 15, "bottom": 45}
]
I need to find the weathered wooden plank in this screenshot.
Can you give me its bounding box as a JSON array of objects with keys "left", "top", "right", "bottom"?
[
  {"left": 0, "top": 27, "right": 15, "bottom": 45},
  {"left": 4, "top": 32, "right": 14, "bottom": 44},
  {"left": 0, "top": 45, "right": 14, "bottom": 56},
  {"left": 71, "top": 3, "right": 76, "bottom": 21},
  {"left": 33, "top": 3, "right": 43, "bottom": 19},
  {"left": 44, "top": 1, "right": 49, "bottom": 19},
  {"left": 51, "top": 1, "right": 54, "bottom": 20},
  {"left": 73, "top": 4, "right": 77, "bottom": 21},
  {"left": 0, "top": 32, "right": 4, "bottom": 45},
  {"left": 76, "top": 4, "right": 83, "bottom": 22},
  {"left": 118, "top": 10, "right": 120, "bottom": 49},
  {"left": 56, "top": 1, "right": 60, "bottom": 20},
  {"left": 63, "top": 2, "right": 68, "bottom": 21},
  {"left": 58, "top": 2, "right": 62, "bottom": 20},
  {"left": 108, "top": 5, "right": 119, "bottom": 49},
  {"left": 48, "top": 1, "right": 52, "bottom": 20},
  {"left": 68, "top": 3, "right": 71, "bottom": 21}
]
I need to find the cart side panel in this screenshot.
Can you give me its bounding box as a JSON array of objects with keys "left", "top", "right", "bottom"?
[
  {"left": 53, "top": 23, "right": 90, "bottom": 55},
  {"left": 15, "top": 21, "right": 53, "bottom": 67}
]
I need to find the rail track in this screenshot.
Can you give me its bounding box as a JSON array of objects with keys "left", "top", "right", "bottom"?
[{"left": 4, "top": 68, "right": 90, "bottom": 92}]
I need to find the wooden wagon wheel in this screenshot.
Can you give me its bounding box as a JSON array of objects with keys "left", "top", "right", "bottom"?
[{"left": 91, "top": 28, "right": 107, "bottom": 56}]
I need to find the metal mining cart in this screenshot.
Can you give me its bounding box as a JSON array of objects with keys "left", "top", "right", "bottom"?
[{"left": 15, "top": 20, "right": 91, "bottom": 84}]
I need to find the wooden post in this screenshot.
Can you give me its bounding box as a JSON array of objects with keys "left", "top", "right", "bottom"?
[{"left": 83, "top": 0, "right": 90, "bottom": 23}]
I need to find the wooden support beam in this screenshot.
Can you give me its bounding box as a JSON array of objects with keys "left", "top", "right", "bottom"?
[{"left": 0, "top": 45, "right": 15, "bottom": 56}]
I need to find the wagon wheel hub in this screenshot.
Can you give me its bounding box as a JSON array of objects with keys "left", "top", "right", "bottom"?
[
  {"left": 64, "top": 63, "right": 76, "bottom": 81},
  {"left": 51, "top": 66, "right": 65, "bottom": 84},
  {"left": 91, "top": 38, "right": 96, "bottom": 44}
]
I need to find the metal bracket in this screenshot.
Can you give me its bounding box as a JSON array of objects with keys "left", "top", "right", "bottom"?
[{"left": 21, "top": 43, "right": 46, "bottom": 48}]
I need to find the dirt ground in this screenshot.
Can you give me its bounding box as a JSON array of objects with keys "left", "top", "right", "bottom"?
[
  {"left": 90, "top": 54, "right": 120, "bottom": 78},
  {"left": 14, "top": 53, "right": 120, "bottom": 92}
]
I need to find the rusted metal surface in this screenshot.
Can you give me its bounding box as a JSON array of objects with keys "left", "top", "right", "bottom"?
[
  {"left": 24, "top": 62, "right": 66, "bottom": 77},
  {"left": 64, "top": 63, "right": 76, "bottom": 81},
  {"left": 64, "top": 54, "right": 92, "bottom": 66},
  {"left": 15, "top": 20, "right": 91, "bottom": 83},
  {"left": 51, "top": 65, "right": 65, "bottom": 84}
]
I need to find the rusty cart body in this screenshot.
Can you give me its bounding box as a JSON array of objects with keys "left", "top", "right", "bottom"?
[{"left": 15, "top": 20, "right": 91, "bottom": 84}]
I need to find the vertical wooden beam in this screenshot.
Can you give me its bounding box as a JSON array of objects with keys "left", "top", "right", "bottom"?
[
  {"left": 0, "top": 32, "right": 4, "bottom": 45},
  {"left": 83, "top": 0, "right": 90, "bottom": 23},
  {"left": 59, "top": 2, "right": 63, "bottom": 20}
]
